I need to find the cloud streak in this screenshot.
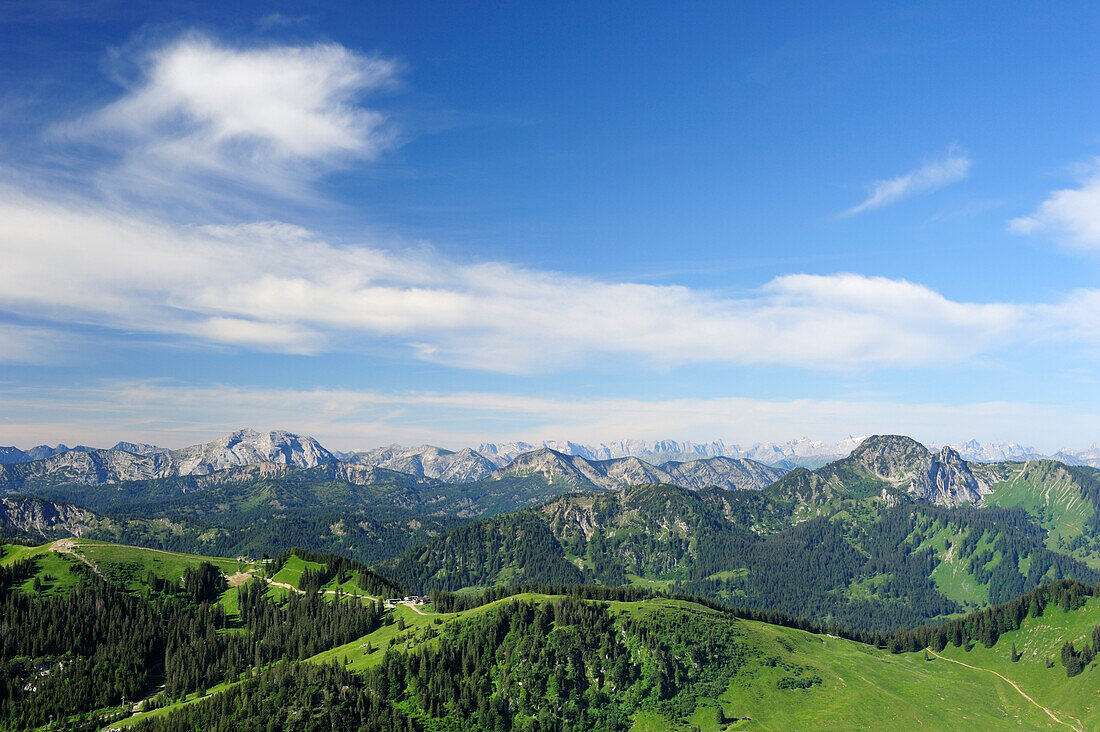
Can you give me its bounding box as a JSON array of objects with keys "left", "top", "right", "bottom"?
[
  {"left": 1, "top": 381, "right": 1098, "bottom": 454},
  {"left": 843, "top": 147, "right": 971, "bottom": 216},
  {"left": 0, "top": 324, "right": 66, "bottom": 364},
  {"left": 0, "top": 186, "right": 1062, "bottom": 374}
]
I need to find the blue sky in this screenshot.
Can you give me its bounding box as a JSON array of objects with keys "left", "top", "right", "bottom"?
[{"left": 2, "top": 1, "right": 1100, "bottom": 451}]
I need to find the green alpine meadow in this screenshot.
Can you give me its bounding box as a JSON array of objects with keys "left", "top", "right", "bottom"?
[{"left": 4, "top": 537, "right": 1100, "bottom": 730}]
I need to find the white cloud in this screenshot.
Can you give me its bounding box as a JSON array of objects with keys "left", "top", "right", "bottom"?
[
  {"left": 65, "top": 34, "right": 398, "bottom": 200},
  {"left": 0, "top": 324, "right": 65, "bottom": 364},
  {"left": 843, "top": 147, "right": 971, "bottom": 216},
  {"left": 0, "top": 187, "right": 1052, "bottom": 373},
  {"left": 1009, "top": 159, "right": 1100, "bottom": 249},
  {"left": 193, "top": 317, "right": 324, "bottom": 354},
  {"left": 1, "top": 381, "right": 1098, "bottom": 455}
]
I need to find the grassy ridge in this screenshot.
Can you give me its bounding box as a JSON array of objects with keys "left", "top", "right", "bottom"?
[
  {"left": 986, "top": 461, "right": 1099, "bottom": 568},
  {"left": 6, "top": 539, "right": 1100, "bottom": 730},
  {"left": 162, "top": 592, "right": 1100, "bottom": 731}
]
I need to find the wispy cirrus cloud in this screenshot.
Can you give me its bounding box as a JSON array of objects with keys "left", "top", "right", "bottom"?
[
  {"left": 842, "top": 146, "right": 971, "bottom": 217},
  {"left": 1010, "top": 159, "right": 1100, "bottom": 250},
  {"left": 0, "top": 324, "right": 67, "bottom": 364}
]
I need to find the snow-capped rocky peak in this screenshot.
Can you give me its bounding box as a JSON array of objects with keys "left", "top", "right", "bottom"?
[{"left": 946, "top": 439, "right": 1044, "bottom": 463}]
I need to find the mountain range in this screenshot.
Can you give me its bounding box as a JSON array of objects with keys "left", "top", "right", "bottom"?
[
  {"left": 0, "top": 428, "right": 335, "bottom": 487},
  {"left": 0, "top": 429, "right": 787, "bottom": 496},
  {"left": 9, "top": 428, "right": 1100, "bottom": 517},
  {"left": 475, "top": 436, "right": 867, "bottom": 467},
  {"left": 9, "top": 430, "right": 1100, "bottom": 471},
  {"left": 6, "top": 430, "right": 1100, "bottom": 633},
  {"left": 383, "top": 435, "right": 1100, "bottom": 630}
]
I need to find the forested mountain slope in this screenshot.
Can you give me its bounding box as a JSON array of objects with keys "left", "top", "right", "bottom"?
[
  {"left": 7, "top": 539, "right": 1100, "bottom": 731},
  {"left": 382, "top": 437, "right": 1100, "bottom": 631},
  {"left": 0, "top": 447, "right": 785, "bottom": 563},
  {"left": 7, "top": 434, "right": 1100, "bottom": 631}
]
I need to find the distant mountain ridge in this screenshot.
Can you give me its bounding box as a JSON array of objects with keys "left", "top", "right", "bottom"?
[
  {"left": 7, "top": 429, "right": 1100, "bottom": 496},
  {"left": 941, "top": 439, "right": 1100, "bottom": 467},
  {"left": 486, "top": 447, "right": 786, "bottom": 492},
  {"left": 345, "top": 444, "right": 496, "bottom": 482},
  {"left": 0, "top": 428, "right": 336, "bottom": 489},
  {"left": 0, "top": 429, "right": 788, "bottom": 498},
  {"left": 0, "top": 444, "right": 97, "bottom": 464},
  {"left": 474, "top": 436, "right": 867, "bottom": 467}
]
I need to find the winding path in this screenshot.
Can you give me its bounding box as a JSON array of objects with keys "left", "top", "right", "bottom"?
[
  {"left": 50, "top": 539, "right": 104, "bottom": 578},
  {"left": 926, "top": 648, "right": 1082, "bottom": 731},
  {"left": 264, "top": 578, "right": 379, "bottom": 602}
]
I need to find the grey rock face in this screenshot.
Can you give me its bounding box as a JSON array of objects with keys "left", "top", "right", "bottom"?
[
  {"left": 846, "top": 435, "right": 995, "bottom": 507},
  {"left": 0, "top": 429, "right": 336, "bottom": 488},
  {"left": 488, "top": 448, "right": 787, "bottom": 492},
  {"left": 0, "top": 495, "right": 98, "bottom": 537},
  {"left": 345, "top": 444, "right": 495, "bottom": 482},
  {"left": 166, "top": 428, "right": 336, "bottom": 475},
  {"left": 913, "top": 447, "right": 988, "bottom": 505}
]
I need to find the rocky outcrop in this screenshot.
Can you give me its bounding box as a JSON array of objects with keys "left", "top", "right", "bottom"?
[
  {"left": 0, "top": 429, "right": 336, "bottom": 489},
  {"left": 912, "top": 447, "right": 988, "bottom": 505},
  {"left": 0, "top": 496, "right": 99, "bottom": 537},
  {"left": 166, "top": 429, "right": 335, "bottom": 475},
  {"left": 832, "top": 435, "right": 997, "bottom": 507},
  {"left": 488, "top": 448, "right": 787, "bottom": 492},
  {"left": 346, "top": 445, "right": 495, "bottom": 482}
]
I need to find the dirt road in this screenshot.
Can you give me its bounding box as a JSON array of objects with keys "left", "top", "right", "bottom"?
[{"left": 926, "top": 648, "right": 1082, "bottom": 731}]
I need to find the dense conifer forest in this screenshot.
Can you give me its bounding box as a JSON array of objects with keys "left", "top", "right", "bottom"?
[
  {"left": 382, "top": 489, "right": 1100, "bottom": 632},
  {"left": 132, "top": 596, "right": 784, "bottom": 732},
  {"left": 0, "top": 554, "right": 388, "bottom": 730},
  {"left": 6, "top": 537, "right": 1100, "bottom": 730}
]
